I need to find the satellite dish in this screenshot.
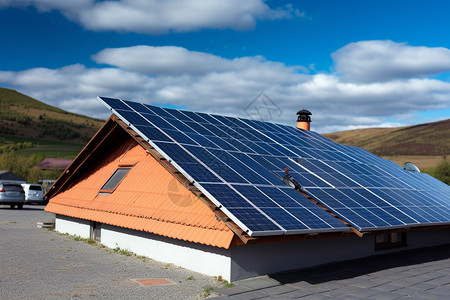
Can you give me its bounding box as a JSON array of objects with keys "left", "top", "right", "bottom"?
[{"left": 404, "top": 162, "right": 420, "bottom": 173}]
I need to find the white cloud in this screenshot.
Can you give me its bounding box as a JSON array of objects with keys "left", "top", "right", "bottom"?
[
  {"left": 0, "top": 64, "right": 150, "bottom": 118},
  {"left": 1, "top": 0, "right": 298, "bottom": 33},
  {"left": 332, "top": 40, "right": 450, "bottom": 83},
  {"left": 92, "top": 46, "right": 234, "bottom": 75},
  {"left": 92, "top": 45, "right": 305, "bottom": 78},
  {"left": 1, "top": 42, "right": 450, "bottom": 132}
]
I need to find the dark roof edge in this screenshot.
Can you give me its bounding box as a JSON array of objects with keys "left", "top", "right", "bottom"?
[{"left": 45, "top": 116, "right": 121, "bottom": 200}]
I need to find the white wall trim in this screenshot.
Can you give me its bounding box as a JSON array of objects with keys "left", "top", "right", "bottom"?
[
  {"left": 53, "top": 216, "right": 233, "bottom": 281},
  {"left": 100, "top": 224, "right": 232, "bottom": 281},
  {"left": 55, "top": 215, "right": 90, "bottom": 238}
]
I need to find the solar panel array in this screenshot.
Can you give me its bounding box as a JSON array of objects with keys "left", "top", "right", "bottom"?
[{"left": 99, "top": 97, "right": 450, "bottom": 236}]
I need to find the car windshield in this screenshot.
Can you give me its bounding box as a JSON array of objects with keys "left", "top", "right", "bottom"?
[
  {"left": 3, "top": 184, "right": 22, "bottom": 191},
  {"left": 29, "top": 185, "right": 42, "bottom": 191}
]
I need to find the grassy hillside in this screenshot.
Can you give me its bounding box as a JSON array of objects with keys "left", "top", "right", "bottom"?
[
  {"left": 0, "top": 88, "right": 103, "bottom": 144},
  {"left": 0, "top": 135, "right": 83, "bottom": 158},
  {"left": 324, "top": 119, "right": 450, "bottom": 157},
  {"left": 323, "top": 119, "right": 450, "bottom": 169},
  {"left": 0, "top": 87, "right": 103, "bottom": 183}
]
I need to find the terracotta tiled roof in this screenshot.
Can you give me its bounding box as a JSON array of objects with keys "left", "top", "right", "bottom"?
[{"left": 45, "top": 136, "right": 235, "bottom": 249}]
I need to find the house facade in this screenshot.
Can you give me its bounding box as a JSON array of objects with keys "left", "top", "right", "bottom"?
[{"left": 45, "top": 100, "right": 450, "bottom": 282}]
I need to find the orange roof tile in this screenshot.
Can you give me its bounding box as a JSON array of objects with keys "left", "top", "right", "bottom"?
[{"left": 45, "top": 135, "right": 235, "bottom": 249}]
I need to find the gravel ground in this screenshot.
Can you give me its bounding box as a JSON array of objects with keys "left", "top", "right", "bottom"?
[{"left": 0, "top": 205, "right": 225, "bottom": 299}]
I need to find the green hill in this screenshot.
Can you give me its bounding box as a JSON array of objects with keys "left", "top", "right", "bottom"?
[
  {"left": 323, "top": 119, "right": 450, "bottom": 170},
  {"left": 0, "top": 87, "right": 105, "bottom": 183},
  {"left": 323, "top": 119, "right": 450, "bottom": 156},
  {"left": 0, "top": 87, "right": 103, "bottom": 145}
]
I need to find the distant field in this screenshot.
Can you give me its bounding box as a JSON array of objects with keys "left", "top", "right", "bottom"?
[
  {"left": 381, "top": 155, "right": 449, "bottom": 170},
  {"left": 0, "top": 135, "right": 83, "bottom": 158}
]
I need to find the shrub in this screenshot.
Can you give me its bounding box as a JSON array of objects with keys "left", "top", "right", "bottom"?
[
  {"left": 425, "top": 160, "right": 450, "bottom": 184},
  {"left": 424, "top": 160, "right": 450, "bottom": 185}
]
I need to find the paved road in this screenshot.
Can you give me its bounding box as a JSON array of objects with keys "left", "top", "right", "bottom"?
[
  {"left": 2, "top": 205, "right": 449, "bottom": 300},
  {"left": 0, "top": 205, "right": 224, "bottom": 299}
]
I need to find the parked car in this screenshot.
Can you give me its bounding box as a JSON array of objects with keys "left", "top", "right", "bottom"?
[
  {"left": 0, "top": 182, "right": 25, "bottom": 209},
  {"left": 21, "top": 183, "right": 44, "bottom": 204}
]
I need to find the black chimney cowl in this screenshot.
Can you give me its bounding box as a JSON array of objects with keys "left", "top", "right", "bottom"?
[{"left": 296, "top": 109, "right": 311, "bottom": 122}]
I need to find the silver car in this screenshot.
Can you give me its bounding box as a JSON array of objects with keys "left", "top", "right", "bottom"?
[
  {"left": 21, "top": 184, "right": 44, "bottom": 204},
  {"left": 0, "top": 182, "right": 25, "bottom": 209}
]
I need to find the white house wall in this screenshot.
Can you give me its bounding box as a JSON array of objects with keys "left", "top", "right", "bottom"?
[
  {"left": 100, "top": 224, "right": 232, "bottom": 280},
  {"left": 55, "top": 214, "right": 90, "bottom": 238},
  {"left": 53, "top": 215, "right": 450, "bottom": 282},
  {"left": 54, "top": 215, "right": 232, "bottom": 280}
]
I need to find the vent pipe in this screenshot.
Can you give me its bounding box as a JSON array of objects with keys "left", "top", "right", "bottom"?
[{"left": 296, "top": 109, "right": 311, "bottom": 131}]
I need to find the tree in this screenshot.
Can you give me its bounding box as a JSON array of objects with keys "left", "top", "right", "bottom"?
[
  {"left": 0, "top": 152, "right": 62, "bottom": 183},
  {"left": 424, "top": 160, "right": 450, "bottom": 185}
]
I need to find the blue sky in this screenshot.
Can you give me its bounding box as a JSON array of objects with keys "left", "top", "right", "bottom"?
[{"left": 1, "top": 0, "right": 450, "bottom": 133}]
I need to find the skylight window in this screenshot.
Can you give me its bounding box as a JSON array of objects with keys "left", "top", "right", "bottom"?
[{"left": 100, "top": 168, "right": 130, "bottom": 193}]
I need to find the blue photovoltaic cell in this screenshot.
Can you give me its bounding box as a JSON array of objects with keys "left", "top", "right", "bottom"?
[
  {"left": 114, "top": 110, "right": 150, "bottom": 126},
  {"left": 144, "top": 105, "right": 175, "bottom": 119},
  {"left": 98, "top": 97, "right": 450, "bottom": 235},
  {"left": 200, "top": 183, "right": 255, "bottom": 208},
  {"left": 134, "top": 126, "right": 172, "bottom": 142},
  {"left": 288, "top": 208, "right": 335, "bottom": 229},
  {"left": 183, "top": 145, "right": 248, "bottom": 183},
  {"left": 233, "top": 185, "right": 280, "bottom": 208},
  {"left": 226, "top": 207, "right": 283, "bottom": 232},
  {"left": 208, "top": 136, "right": 240, "bottom": 151},
  {"left": 122, "top": 100, "right": 154, "bottom": 114},
  {"left": 260, "top": 207, "right": 309, "bottom": 230},
  {"left": 100, "top": 97, "right": 132, "bottom": 111}
]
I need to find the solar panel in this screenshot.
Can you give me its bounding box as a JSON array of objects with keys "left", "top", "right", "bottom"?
[{"left": 98, "top": 97, "right": 450, "bottom": 235}]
